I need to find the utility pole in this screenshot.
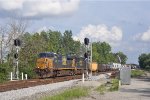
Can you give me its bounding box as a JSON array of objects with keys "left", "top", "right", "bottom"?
[
  {"left": 90, "top": 42, "right": 92, "bottom": 76},
  {"left": 0, "top": 34, "right": 3, "bottom": 64},
  {"left": 84, "top": 38, "right": 89, "bottom": 78},
  {"left": 14, "top": 39, "right": 21, "bottom": 80}
]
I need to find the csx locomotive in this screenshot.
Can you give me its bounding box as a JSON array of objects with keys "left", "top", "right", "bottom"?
[{"left": 35, "top": 52, "right": 85, "bottom": 78}]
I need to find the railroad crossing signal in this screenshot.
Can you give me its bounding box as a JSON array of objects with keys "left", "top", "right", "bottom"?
[
  {"left": 84, "top": 38, "right": 89, "bottom": 45},
  {"left": 14, "top": 53, "right": 18, "bottom": 59},
  {"left": 14, "top": 39, "right": 21, "bottom": 46},
  {"left": 13, "top": 38, "right": 21, "bottom": 80},
  {"left": 84, "top": 52, "right": 88, "bottom": 58}
]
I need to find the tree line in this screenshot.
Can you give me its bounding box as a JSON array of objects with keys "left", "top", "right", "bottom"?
[
  {"left": 138, "top": 53, "right": 150, "bottom": 70},
  {"left": 0, "top": 19, "right": 128, "bottom": 82},
  {"left": 0, "top": 29, "right": 127, "bottom": 80}
]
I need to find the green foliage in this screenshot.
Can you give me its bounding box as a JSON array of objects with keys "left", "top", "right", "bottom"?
[
  {"left": 96, "top": 84, "right": 106, "bottom": 94},
  {"left": 115, "top": 51, "right": 128, "bottom": 64},
  {"left": 92, "top": 42, "right": 125, "bottom": 64},
  {"left": 96, "top": 79, "right": 119, "bottom": 94},
  {"left": 92, "top": 42, "right": 111, "bottom": 63},
  {"left": 17, "top": 30, "right": 82, "bottom": 79},
  {"left": 131, "top": 70, "right": 145, "bottom": 78},
  {"left": 0, "top": 29, "right": 128, "bottom": 80},
  {"left": 0, "top": 73, "right": 7, "bottom": 83},
  {"left": 138, "top": 53, "right": 150, "bottom": 69},
  {"left": 0, "top": 63, "right": 12, "bottom": 83},
  {"left": 43, "top": 87, "right": 89, "bottom": 100},
  {"left": 109, "top": 79, "right": 119, "bottom": 91}
]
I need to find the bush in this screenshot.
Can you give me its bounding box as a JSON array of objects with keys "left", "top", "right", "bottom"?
[
  {"left": 0, "top": 63, "right": 12, "bottom": 83},
  {"left": 109, "top": 79, "right": 119, "bottom": 91},
  {"left": 96, "top": 84, "right": 106, "bottom": 94},
  {"left": 0, "top": 73, "right": 7, "bottom": 83},
  {"left": 131, "top": 70, "right": 145, "bottom": 78},
  {"left": 19, "top": 66, "right": 37, "bottom": 79}
]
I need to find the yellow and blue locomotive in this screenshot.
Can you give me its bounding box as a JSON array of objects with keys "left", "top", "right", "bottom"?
[{"left": 35, "top": 52, "right": 85, "bottom": 78}]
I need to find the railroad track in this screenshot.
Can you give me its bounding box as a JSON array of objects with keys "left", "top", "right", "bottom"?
[
  {"left": 0, "top": 75, "right": 82, "bottom": 92},
  {"left": 0, "top": 70, "right": 119, "bottom": 92}
]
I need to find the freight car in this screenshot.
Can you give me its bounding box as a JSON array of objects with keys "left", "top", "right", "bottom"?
[
  {"left": 35, "top": 52, "right": 85, "bottom": 78},
  {"left": 97, "top": 64, "right": 111, "bottom": 72}
]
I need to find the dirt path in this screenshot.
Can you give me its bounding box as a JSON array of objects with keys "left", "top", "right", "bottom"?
[{"left": 76, "top": 78, "right": 150, "bottom": 100}]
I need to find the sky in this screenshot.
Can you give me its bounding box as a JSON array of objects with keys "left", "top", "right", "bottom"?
[{"left": 0, "top": 0, "right": 150, "bottom": 64}]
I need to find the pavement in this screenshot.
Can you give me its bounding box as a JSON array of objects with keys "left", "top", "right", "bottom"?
[{"left": 76, "top": 78, "right": 150, "bottom": 100}]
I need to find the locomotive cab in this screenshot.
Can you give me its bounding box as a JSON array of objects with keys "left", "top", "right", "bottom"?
[{"left": 36, "top": 52, "right": 55, "bottom": 70}]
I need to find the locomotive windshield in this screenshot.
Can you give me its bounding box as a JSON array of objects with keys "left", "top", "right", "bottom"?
[{"left": 38, "top": 52, "right": 54, "bottom": 58}]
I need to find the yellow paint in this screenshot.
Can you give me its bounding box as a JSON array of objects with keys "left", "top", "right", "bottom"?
[
  {"left": 62, "top": 57, "right": 67, "bottom": 65},
  {"left": 89, "top": 62, "right": 98, "bottom": 71},
  {"left": 72, "top": 59, "right": 76, "bottom": 67},
  {"left": 36, "top": 58, "right": 53, "bottom": 69}
]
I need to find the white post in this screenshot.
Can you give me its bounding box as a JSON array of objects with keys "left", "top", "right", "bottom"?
[
  {"left": 22, "top": 72, "right": 24, "bottom": 80},
  {"left": 10, "top": 72, "right": 13, "bottom": 81},
  {"left": 82, "top": 73, "right": 84, "bottom": 83},
  {"left": 16, "top": 47, "right": 19, "bottom": 80},
  {"left": 25, "top": 74, "right": 27, "bottom": 80},
  {"left": 119, "top": 80, "right": 121, "bottom": 86},
  {"left": 90, "top": 42, "right": 92, "bottom": 76}
]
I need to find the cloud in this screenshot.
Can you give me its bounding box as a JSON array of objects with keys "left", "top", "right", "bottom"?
[
  {"left": 134, "top": 27, "right": 150, "bottom": 42},
  {"left": 73, "top": 24, "right": 123, "bottom": 46},
  {"left": 37, "top": 26, "right": 55, "bottom": 33},
  {"left": 0, "top": 0, "right": 80, "bottom": 18}
]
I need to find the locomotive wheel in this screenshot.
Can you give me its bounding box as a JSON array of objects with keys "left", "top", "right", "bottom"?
[
  {"left": 40, "top": 70, "right": 44, "bottom": 78},
  {"left": 53, "top": 70, "right": 57, "bottom": 78}
]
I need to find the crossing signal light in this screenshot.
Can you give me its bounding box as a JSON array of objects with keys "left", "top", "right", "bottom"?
[
  {"left": 84, "top": 38, "right": 89, "bottom": 45},
  {"left": 84, "top": 52, "right": 88, "bottom": 58},
  {"left": 14, "top": 39, "right": 21, "bottom": 46},
  {"left": 14, "top": 53, "right": 18, "bottom": 59}
]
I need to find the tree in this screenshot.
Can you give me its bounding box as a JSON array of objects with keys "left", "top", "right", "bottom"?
[
  {"left": 138, "top": 53, "right": 150, "bottom": 69},
  {"left": 92, "top": 42, "right": 112, "bottom": 64},
  {"left": 115, "top": 51, "right": 127, "bottom": 64},
  {"left": 47, "top": 30, "right": 63, "bottom": 53},
  {"left": 62, "top": 30, "right": 75, "bottom": 54}
]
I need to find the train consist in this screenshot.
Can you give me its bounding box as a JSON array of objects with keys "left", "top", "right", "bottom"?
[
  {"left": 35, "top": 52, "right": 116, "bottom": 78},
  {"left": 35, "top": 52, "right": 87, "bottom": 78}
]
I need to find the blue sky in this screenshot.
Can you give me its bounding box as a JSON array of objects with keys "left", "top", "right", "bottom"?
[{"left": 0, "top": 0, "right": 150, "bottom": 64}]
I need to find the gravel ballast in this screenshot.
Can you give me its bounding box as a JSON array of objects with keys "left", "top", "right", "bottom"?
[
  {"left": 0, "top": 74, "right": 108, "bottom": 100},
  {"left": 0, "top": 79, "right": 79, "bottom": 100}
]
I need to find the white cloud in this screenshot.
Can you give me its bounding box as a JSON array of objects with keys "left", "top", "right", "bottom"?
[
  {"left": 0, "top": 0, "right": 80, "bottom": 18},
  {"left": 73, "top": 24, "right": 123, "bottom": 46},
  {"left": 0, "top": 0, "right": 24, "bottom": 10},
  {"left": 37, "top": 26, "right": 55, "bottom": 33},
  {"left": 134, "top": 27, "right": 150, "bottom": 42}
]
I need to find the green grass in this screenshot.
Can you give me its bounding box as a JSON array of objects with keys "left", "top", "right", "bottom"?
[
  {"left": 95, "top": 84, "right": 106, "bottom": 94},
  {"left": 42, "top": 87, "right": 89, "bottom": 100},
  {"left": 109, "top": 79, "right": 119, "bottom": 92},
  {"left": 131, "top": 70, "right": 145, "bottom": 78},
  {"left": 96, "top": 79, "right": 119, "bottom": 94}
]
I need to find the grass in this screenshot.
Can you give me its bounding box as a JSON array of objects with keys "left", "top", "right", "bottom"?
[
  {"left": 131, "top": 70, "right": 145, "bottom": 78},
  {"left": 42, "top": 87, "right": 89, "bottom": 100},
  {"left": 96, "top": 79, "right": 119, "bottom": 94},
  {"left": 95, "top": 84, "right": 106, "bottom": 94},
  {"left": 109, "top": 79, "right": 119, "bottom": 92}
]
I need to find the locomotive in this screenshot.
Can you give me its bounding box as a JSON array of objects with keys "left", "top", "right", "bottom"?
[
  {"left": 35, "top": 52, "right": 85, "bottom": 78},
  {"left": 35, "top": 52, "right": 114, "bottom": 78}
]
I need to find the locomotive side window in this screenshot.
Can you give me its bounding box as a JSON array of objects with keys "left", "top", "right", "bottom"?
[
  {"left": 39, "top": 53, "right": 47, "bottom": 58},
  {"left": 39, "top": 52, "right": 54, "bottom": 58}
]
